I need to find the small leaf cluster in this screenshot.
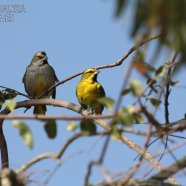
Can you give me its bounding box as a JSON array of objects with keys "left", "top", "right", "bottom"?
[{"left": 0, "top": 89, "right": 17, "bottom": 110}]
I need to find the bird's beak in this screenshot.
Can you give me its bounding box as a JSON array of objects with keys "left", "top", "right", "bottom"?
[
  {"left": 42, "top": 55, "right": 48, "bottom": 61},
  {"left": 35, "top": 52, "right": 48, "bottom": 61},
  {"left": 95, "top": 69, "right": 100, "bottom": 74}
]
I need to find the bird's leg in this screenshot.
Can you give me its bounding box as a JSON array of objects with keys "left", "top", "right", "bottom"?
[
  {"left": 78, "top": 105, "right": 89, "bottom": 114},
  {"left": 88, "top": 109, "right": 95, "bottom": 115}
]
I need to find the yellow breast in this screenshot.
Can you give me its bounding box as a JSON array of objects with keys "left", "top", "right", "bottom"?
[{"left": 76, "top": 81, "right": 100, "bottom": 105}]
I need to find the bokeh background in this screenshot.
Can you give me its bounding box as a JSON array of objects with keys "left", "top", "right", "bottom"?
[{"left": 0, "top": 0, "right": 186, "bottom": 185}]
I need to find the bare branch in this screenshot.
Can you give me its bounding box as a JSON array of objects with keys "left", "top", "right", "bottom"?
[
  {"left": 119, "top": 124, "right": 152, "bottom": 186},
  {"left": 96, "top": 179, "right": 178, "bottom": 186},
  {"left": 120, "top": 135, "right": 178, "bottom": 184},
  {"left": 151, "top": 155, "right": 186, "bottom": 181},
  {"left": 0, "top": 98, "right": 180, "bottom": 184},
  {"left": 16, "top": 153, "right": 59, "bottom": 174},
  {"left": 39, "top": 34, "right": 162, "bottom": 98},
  {"left": 95, "top": 34, "right": 162, "bottom": 70},
  {"left": 0, "top": 123, "right": 8, "bottom": 168},
  {"left": 0, "top": 113, "right": 114, "bottom": 121},
  {"left": 164, "top": 53, "right": 178, "bottom": 124},
  {"left": 16, "top": 133, "right": 83, "bottom": 174},
  {"left": 140, "top": 104, "right": 164, "bottom": 135},
  {"left": 0, "top": 85, "right": 30, "bottom": 99},
  {"left": 84, "top": 161, "right": 97, "bottom": 186}
]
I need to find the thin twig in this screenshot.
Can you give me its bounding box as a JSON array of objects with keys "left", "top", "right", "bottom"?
[
  {"left": 84, "top": 161, "right": 97, "bottom": 186},
  {"left": 17, "top": 133, "right": 83, "bottom": 174},
  {"left": 140, "top": 104, "right": 164, "bottom": 135},
  {"left": 120, "top": 135, "right": 178, "bottom": 184},
  {"left": 39, "top": 34, "right": 162, "bottom": 98},
  {"left": 119, "top": 124, "right": 152, "bottom": 186},
  {"left": 164, "top": 53, "right": 177, "bottom": 124},
  {"left": 154, "top": 140, "right": 186, "bottom": 158},
  {"left": 0, "top": 85, "right": 31, "bottom": 99},
  {"left": 95, "top": 34, "right": 162, "bottom": 70},
  {"left": 151, "top": 155, "right": 186, "bottom": 181}
]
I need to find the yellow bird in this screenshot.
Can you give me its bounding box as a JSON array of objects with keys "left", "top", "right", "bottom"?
[{"left": 76, "top": 68, "right": 105, "bottom": 114}]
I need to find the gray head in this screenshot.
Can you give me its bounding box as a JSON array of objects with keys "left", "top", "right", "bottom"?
[{"left": 31, "top": 51, "right": 48, "bottom": 65}]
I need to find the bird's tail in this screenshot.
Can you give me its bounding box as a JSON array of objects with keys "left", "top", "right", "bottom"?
[{"left": 34, "top": 106, "right": 46, "bottom": 115}]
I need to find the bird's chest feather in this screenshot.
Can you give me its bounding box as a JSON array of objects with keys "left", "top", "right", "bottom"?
[
  {"left": 34, "top": 75, "right": 47, "bottom": 95},
  {"left": 78, "top": 82, "right": 99, "bottom": 104},
  {"left": 25, "top": 66, "right": 53, "bottom": 97}
]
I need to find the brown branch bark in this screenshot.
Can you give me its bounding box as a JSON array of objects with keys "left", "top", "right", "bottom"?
[
  {"left": 0, "top": 109, "right": 10, "bottom": 169},
  {"left": 0, "top": 98, "right": 182, "bottom": 185},
  {"left": 0, "top": 113, "right": 114, "bottom": 120},
  {"left": 151, "top": 155, "right": 186, "bottom": 181}
]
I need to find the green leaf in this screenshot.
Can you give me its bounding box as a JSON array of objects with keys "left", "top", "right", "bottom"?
[
  {"left": 116, "top": 105, "right": 144, "bottom": 125},
  {"left": 5, "top": 99, "right": 16, "bottom": 112},
  {"left": 155, "top": 65, "right": 166, "bottom": 78},
  {"left": 150, "top": 98, "right": 161, "bottom": 107},
  {"left": 125, "top": 105, "right": 135, "bottom": 113},
  {"left": 130, "top": 80, "right": 143, "bottom": 96},
  {"left": 44, "top": 120, "right": 57, "bottom": 139},
  {"left": 97, "top": 97, "right": 114, "bottom": 111},
  {"left": 80, "top": 120, "right": 96, "bottom": 135},
  {"left": 12, "top": 120, "right": 33, "bottom": 149},
  {"left": 111, "top": 127, "right": 122, "bottom": 140},
  {"left": 117, "top": 110, "right": 134, "bottom": 126},
  {"left": 133, "top": 113, "right": 144, "bottom": 124},
  {"left": 67, "top": 122, "right": 78, "bottom": 131},
  {"left": 121, "top": 88, "right": 132, "bottom": 96}
]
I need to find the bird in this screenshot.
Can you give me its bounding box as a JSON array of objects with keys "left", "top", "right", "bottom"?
[
  {"left": 76, "top": 68, "right": 105, "bottom": 114},
  {"left": 23, "top": 51, "right": 59, "bottom": 114}
]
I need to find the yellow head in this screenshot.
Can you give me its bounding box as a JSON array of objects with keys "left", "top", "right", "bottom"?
[
  {"left": 81, "top": 68, "right": 100, "bottom": 82},
  {"left": 31, "top": 51, "right": 48, "bottom": 65}
]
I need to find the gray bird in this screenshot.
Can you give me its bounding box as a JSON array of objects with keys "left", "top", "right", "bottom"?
[{"left": 23, "top": 51, "right": 59, "bottom": 114}]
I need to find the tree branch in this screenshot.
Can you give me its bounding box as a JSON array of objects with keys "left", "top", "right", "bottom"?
[
  {"left": 16, "top": 133, "right": 84, "bottom": 174},
  {"left": 0, "top": 98, "right": 182, "bottom": 184},
  {"left": 0, "top": 113, "right": 114, "bottom": 120},
  {"left": 151, "top": 155, "right": 186, "bottom": 181},
  {"left": 38, "top": 34, "right": 162, "bottom": 98}
]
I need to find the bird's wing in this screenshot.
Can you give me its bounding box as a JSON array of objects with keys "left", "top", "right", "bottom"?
[
  {"left": 52, "top": 87, "right": 56, "bottom": 99},
  {"left": 22, "top": 73, "right": 26, "bottom": 83},
  {"left": 97, "top": 83, "right": 105, "bottom": 97},
  {"left": 22, "top": 66, "right": 29, "bottom": 83},
  {"left": 48, "top": 65, "right": 58, "bottom": 99},
  {"left": 49, "top": 65, "right": 59, "bottom": 82},
  {"left": 22, "top": 68, "right": 31, "bottom": 96}
]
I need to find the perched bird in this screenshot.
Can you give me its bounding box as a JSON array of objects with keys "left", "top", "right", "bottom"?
[
  {"left": 23, "top": 51, "right": 58, "bottom": 114},
  {"left": 76, "top": 68, "right": 105, "bottom": 114}
]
